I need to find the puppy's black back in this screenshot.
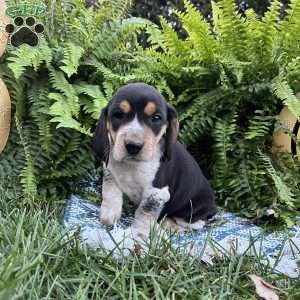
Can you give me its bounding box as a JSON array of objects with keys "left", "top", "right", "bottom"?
[{"left": 154, "top": 142, "right": 217, "bottom": 222}]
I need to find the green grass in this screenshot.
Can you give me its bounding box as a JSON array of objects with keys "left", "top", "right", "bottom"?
[{"left": 0, "top": 183, "right": 299, "bottom": 300}]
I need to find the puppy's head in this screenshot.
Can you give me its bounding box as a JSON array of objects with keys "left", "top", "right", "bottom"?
[{"left": 92, "top": 83, "right": 178, "bottom": 164}]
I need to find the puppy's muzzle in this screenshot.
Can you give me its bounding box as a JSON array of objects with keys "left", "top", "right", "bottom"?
[{"left": 125, "top": 142, "right": 144, "bottom": 155}]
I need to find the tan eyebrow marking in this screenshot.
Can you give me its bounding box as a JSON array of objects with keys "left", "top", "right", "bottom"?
[
  {"left": 120, "top": 100, "right": 131, "bottom": 113},
  {"left": 144, "top": 102, "right": 156, "bottom": 116}
]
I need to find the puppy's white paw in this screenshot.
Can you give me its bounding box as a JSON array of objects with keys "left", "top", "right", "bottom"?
[
  {"left": 131, "top": 224, "right": 149, "bottom": 243},
  {"left": 174, "top": 218, "right": 205, "bottom": 231},
  {"left": 159, "top": 186, "right": 170, "bottom": 204},
  {"left": 161, "top": 217, "right": 185, "bottom": 233},
  {"left": 190, "top": 219, "right": 205, "bottom": 230},
  {"left": 131, "top": 222, "right": 169, "bottom": 242},
  {"left": 100, "top": 204, "right": 121, "bottom": 225},
  {"left": 144, "top": 186, "right": 170, "bottom": 205}
]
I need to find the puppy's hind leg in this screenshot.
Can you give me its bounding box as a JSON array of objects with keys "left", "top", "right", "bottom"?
[
  {"left": 100, "top": 166, "right": 123, "bottom": 225},
  {"left": 174, "top": 218, "right": 205, "bottom": 231},
  {"left": 160, "top": 217, "right": 185, "bottom": 233}
]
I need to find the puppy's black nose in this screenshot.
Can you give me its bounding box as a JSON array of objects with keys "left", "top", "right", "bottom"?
[{"left": 125, "top": 143, "right": 143, "bottom": 155}]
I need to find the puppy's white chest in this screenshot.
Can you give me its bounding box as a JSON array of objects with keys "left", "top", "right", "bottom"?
[{"left": 108, "top": 159, "right": 160, "bottom": 204}]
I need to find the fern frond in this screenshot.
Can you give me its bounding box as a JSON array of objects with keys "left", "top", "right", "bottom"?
[
  {"left": 53, "top": 131, "right": 82, "bottom": 166},
  {"left": 90, "top": 18, "right": 149, "bottom": 61},
  {"left": 224, "top": 156, "right": 264, "bottom": 211},
  {"left": 86, "top": 62, "right": 138, "bottom": 98},
  {"left": 146, "top": 24, "right": 165, "bottom": 50},
  {"left": 176, "top": 0, "right": 217, "bottom": 63},
  {"left": 15, "top": 118, "right": 37, "bottom": 197},
  {"left": 135, "top": 48, "right": 188, "bottom": 75},
  {"left": 48, "top": 68, "right": 80, "bottom": 117},
  {"left": 180, "top": 89, "right": 232, "bottom": 145},
  {"left": 212, "top": 0, "right": 247, "bottom": 60},
  {"left": 74, "top": 82, "right": 108, "bottom": 120},
  {"left": 48, "top": 93, "right": 90, "bottom": 135},
  {"left": 260, "top": 0, "right": 281, "bottom": 55},
  {"left": 159, "top": 17, "right": 190, "bottom": 56},
  {"left": 245, "top": 111, "right": 274, "bottom": 141},
  {"left": 7, "top": 40, "right": 52, "bottom": 79},
  {"left": 213, "top": 114, "right": 238, "bottom": 185},
  {"left": 105, "top": 0, "right": 132, "bottom": 19},
  {"left": 258, "top": 149, "right": 295, "bottom": 207},
  {"left": 60, "top": 42, "right": 85, "bottom": 77},
  {"left": 27, "top": 79, "right": 52, "bottom": 152},
  {"left": 279, "top": 0, "right": 300, "bottom": 58},
  {"left": 272, "top": 74, "right": 300, "bottom": 118}
]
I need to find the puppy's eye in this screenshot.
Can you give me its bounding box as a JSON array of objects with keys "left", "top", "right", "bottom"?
[
  {"left": 113, "top": 112, "right": 124, "bottom": 120},
  {"left": 152, "top": 114, "right": 162, "bottom": 122}
]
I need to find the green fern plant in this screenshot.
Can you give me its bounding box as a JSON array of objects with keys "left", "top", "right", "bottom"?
[
  {"left": 258, "top": 149, "right": 295, "bottom": 208},
  {"left": 213, "top": 114, "right": 238, "bottom": 188},
  {"left": 0, "top": 0, "right": 154, "bottom": 198},
  {"left": 134, "top": 0, "right": 300, "bottom": 225},
  {"left": 1, "top": 0, "right": 299, "bottom": 226}
]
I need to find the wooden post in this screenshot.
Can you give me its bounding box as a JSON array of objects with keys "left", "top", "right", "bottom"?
[{"left": 0, "top": 0, "right": 11, "bottom": 153}]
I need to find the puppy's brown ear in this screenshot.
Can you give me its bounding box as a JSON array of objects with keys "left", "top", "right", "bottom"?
[
  {"left": 92, "top": 106, "right": 110, "bottom": 166},
  {"left": 163, "top": 104, "right": 179, "bottom": 161}
]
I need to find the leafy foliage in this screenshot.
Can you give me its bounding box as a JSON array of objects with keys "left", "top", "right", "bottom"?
[
  {"left": 0, "top": 0, "right": 153, "bottom": 198},
  {"left": 133, "top": 0, "right": 300, "bottom": 225},
  {"left": 1, "top": 0, "right": 300, "bottom": 226},
  {"left": 131, "top": 0, "right": 290, "bottom": 39}
]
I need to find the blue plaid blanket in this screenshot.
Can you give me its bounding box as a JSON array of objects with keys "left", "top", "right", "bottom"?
[{"left": 64, "top": 192, "right": 300, "bottom": 278}]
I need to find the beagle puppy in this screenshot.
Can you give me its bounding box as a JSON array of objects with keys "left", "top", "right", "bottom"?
[{"left": 92, "top": 83, "right": 217, "bottom": 240}]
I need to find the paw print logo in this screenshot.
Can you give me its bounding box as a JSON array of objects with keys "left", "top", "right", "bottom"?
[{"left": 5, "top": 16, "right": 44, "bottom": 47}]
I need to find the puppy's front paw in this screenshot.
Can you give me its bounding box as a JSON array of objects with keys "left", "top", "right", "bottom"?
[
  {"left": 131, "top": 224, "right": 149, "bottom": 242},
  {"left": 159, "top": 186, "right": 170, "bottom": 204},
  {"left": 149, "top": 186, "right": 170, "bottom": 204},
  {"left": 100, "top": 204, "right": 121, "bottom": 225}
]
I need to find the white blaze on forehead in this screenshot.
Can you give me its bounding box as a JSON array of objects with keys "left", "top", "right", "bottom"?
[
  {"left": 112, "top": 114, "right": 145, "bottom": 161},
  {"left": 122, "top": 115, "right": 144, "bottom": 135}
]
